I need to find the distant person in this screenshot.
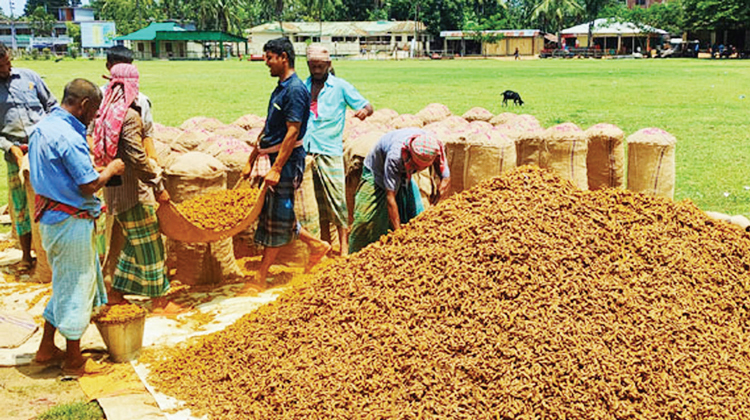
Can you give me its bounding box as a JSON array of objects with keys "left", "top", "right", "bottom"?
[
  {"left": 304, "top": 44, "right": 373, "bottom": 256},
  {"left": 0, "top": 41, "right": 58, "bottom": 273},
  {"left": 30, "top": 79, "right": 124, "bottom": 377},
  {"left": 240, "top": 37, "right": 330, "bottom": 290},
  {"left": 514, "top": 47, "right": 520, "bottom": 60}
]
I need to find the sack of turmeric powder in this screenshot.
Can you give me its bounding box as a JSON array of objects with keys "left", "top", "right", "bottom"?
[{"left": 165, "top": 152, "right": 242, "bottom": 285}]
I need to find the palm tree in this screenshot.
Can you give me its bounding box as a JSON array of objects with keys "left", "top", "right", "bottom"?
[{"left": 531, "top": 0, "right": 583, "bottom": 48}]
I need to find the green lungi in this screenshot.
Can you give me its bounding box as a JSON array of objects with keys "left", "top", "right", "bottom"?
[
  {"left": 6, "top": 158, "right": 31, "bottom": 237},
  {"left": 311, "top": 153, "right": 349, "bottom": 229},
  {"left": 348, "top": 167, "right": 424, "bottom": 254},
  {"left": 112, "top": 204, "right": 169, "bottom": 297}
]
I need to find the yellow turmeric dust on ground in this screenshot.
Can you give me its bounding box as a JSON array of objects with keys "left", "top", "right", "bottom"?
[{"left": 175, "top": 188, "right": 260, "bottom": 232}]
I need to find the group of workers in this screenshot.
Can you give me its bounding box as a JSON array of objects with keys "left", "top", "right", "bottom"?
[{"left": 0, "top": 37, "right": 450, "bottom": 378}]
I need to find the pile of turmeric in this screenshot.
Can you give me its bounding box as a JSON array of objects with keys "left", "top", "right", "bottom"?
[
  {"left": 150, "top": 167, "right": 750, "bottom": 419},
  {"left": 175, "top": 188, "right": 260, "bottom": 232}
]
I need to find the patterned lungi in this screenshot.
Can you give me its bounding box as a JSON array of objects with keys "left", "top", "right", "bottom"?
[
  {"left": 6, "top": 158, "right": 31, "bottom": 237},
  {"left": 254, "top": 148, "right": 305, "bottom": 248},
  {"left": 111, "top": 203, "right": 169, "bottom": 297},
  {"left": 348, "top": 167, "right": 424, "bottom": 254},
  {"left": 311, "top": 154, "right": 348, "bottom": 229},
  {"left": 41, "top": 217, "right": 107, "bottom": 340}
]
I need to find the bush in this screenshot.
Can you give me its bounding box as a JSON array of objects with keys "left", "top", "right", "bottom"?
[
  {"left": 31, "top": 49, "right": 39, "bottom": 60},
  {"left": 42, "top": 48, "right": 51, "bottom": 60}
]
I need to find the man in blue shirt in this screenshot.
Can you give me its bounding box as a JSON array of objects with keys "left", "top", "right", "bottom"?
[
  {"left": 0, "top": 42, "right": 57, "bottom": 272},
  {"left": 30, "top": 79, "right": 124, "bottom": 377},
  {"left": 241, "top": 38, "right": 330, "bottom": 291},
  {"left": 304, "top": 44, "right": 373, "bottom": 256}
]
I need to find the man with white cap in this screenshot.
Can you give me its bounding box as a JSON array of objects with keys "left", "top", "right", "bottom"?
[
  {"left": 349, "top": 128, "right": 450, "bottom": 253},
  {"left": 304, "top": 43, "right": 373, "bottom": 256}
]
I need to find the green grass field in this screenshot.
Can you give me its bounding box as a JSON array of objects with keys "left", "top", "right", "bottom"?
[{"left": 3, "top": 57, "right": 750, "bottom": 216}]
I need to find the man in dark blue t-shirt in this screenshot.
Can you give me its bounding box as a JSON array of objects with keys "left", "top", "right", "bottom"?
[{"left": 241, "top": 38, "right": 330, "bottom": 291}]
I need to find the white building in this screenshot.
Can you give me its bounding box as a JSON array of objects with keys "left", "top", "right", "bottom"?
[{"left": 246, "top": 21, "right": 430, "bottom": 58}]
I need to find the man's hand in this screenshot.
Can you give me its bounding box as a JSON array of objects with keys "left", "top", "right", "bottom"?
[
  {"left": 438, "top": 177, "right": 451, "bottom": 197},
  {"left": 241, "top": 160, "right": 254, "bottom": 179},
  {"left": 9, "top": 145, "right": 24, "bottom": 164},
  {"left": 354, "top": 104, "right": 374, "bottom": 121},
  {"left": 354, "top": 108, "right": 369, "bottom": 120},
  {"left": 107, "top": 159, "right": 126, "bottom": 176},
  {"left": 265, "top": 168, "right": 281, "bottom": 187},
  {"left": 156, "top": 189, "right": 170, "bottom": 203}
]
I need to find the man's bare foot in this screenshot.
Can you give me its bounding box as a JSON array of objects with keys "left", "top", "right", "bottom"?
[
  {"left": 32, "top": 346, "right": 65, "bottom": 366},
  {"left": 305, "top": 241, "right": 331, "bottom": 273},
  {"left": 238, "top": 282, "right": 262, "bottom": 296},
  {"left": 152, "top": 301, "right": 188, "bottom": 316}
]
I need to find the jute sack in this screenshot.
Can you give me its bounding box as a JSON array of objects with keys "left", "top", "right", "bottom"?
[
  {"left": 490, "top": 112, "right": 517, "bottom": 126},
  {"left": 462, "top": 107, "right": 494, "bottom": 122},
  {"left": 390, "top": 114, "right": 425, "bottom": 129},
  {"left": 172, "top": 129, "right": 211, "bottom": 153},
  {"left": 585, "top": 123, "right": 625, "bottom": 190},
  {"left": 277, "top": 156, "right": 319, "bottom": 267},
  {"left": 443, "top": 130, "right": 472, "bottom": 197},
  {"left": 469, "top": 120, "right": 493, "bottom": 133},
  {"left": 196, "top": 135, "right": 252, "bottom": 188},
  {"left": 368, "top": 108, "right": 399, "bottom": 125},
  {"left": 512, "top": 114, "right": 543, "bottom": 132},
  {"left": 152, "top": 125, "right": 183, "bottom": 144},
  {"left": 212, "top": 125, "right": 253, "bottom": 142},
  {"left": 20, "top": 156, "right": 51, "bottom": 283},
  {"left": 422, "top": 122, "right": 453, "bottom": 141},
  {"left": 463, "top": 129, "right": 517, "bottom": 191},
  {"left": 344, "top": 122, "right": 390, "bottom": 143},
  {"left": 165, "top": 152, "right": 241, "bottom": 285},
  {"left": 415, "top": 103, "right": 452, "bottom": 125},
  {"left": 441, "top": 116, "right": 470, "bottom": 130},
  {"left": 627, "top": 128, "right": 676, "bottom": 199},
  {"left": 154, "top": 140, "right": 173, "bottom": 168},
  {"left": 515, "top": 128, "right": 547, "bottom": 168},
  {"left": 232, "top": 114, "right": 266, "bottom": 130},
  {"left": 545, "top": 123, "right": 589, "bottom": 190},
  {"left": 194, "top": 118, "right": 225, "bottom": 132},
  {"left": 179, "top": 116, "right": 209, "bottom": 131}
]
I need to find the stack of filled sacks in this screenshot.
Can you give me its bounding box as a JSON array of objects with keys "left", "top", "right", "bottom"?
[{"left": 164, "top": 152, "right": 242, "bottom": 285}]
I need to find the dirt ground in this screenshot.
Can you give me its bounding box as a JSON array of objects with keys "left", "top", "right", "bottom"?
[{"left": 0, "top": 363, "right": 88, "bottom": 420}]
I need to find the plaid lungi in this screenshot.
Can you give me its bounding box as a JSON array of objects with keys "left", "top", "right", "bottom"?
[
  {"left": 348, "top": 167, "right": 424, "bottom": 254},
  {"left": 254, "top": 149, "right": 305, "bottom": 248},
  {"left": 255, "top": 178, "right": 301, "bottom": 248},
  {"left": 41, "top": 217, "right": 107, "bottom": 340},
  {"left": 112, "top": 204, "right": 169, "bottom": 297},
  {"left": 311, "top": 154, "right": 348, "bottom": 229},
  {"left": 6, "top": 158, "right": 31, "bottom": 237}
]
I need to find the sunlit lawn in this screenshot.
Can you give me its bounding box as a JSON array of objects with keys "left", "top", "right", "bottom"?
[{"left": 3, "top": 56, "right": 750, "bottom": 216}]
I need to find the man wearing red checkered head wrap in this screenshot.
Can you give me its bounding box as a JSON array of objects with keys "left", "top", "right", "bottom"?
[{"left": 349, "top": 128, "right": 450, "bottom": 253}]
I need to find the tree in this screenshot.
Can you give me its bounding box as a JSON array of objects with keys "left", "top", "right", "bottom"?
[
  {"left": 580, "top": 0, "right": 617, "bottom": 48},
  {"left": 681, "top": 0, "right": 748, "bottom": 32},
  {"left": 24, "top": 0, "right": 69, "bottom": 17},
  {"left": 90, "top": 0, "right": 162, "bottom": 35},
  {"left": 27, "top": 6, "right": 56, "bottom": 36},
  {"left": 604, "top": 0, "right": 685, "bottom": 35},
  {"left": 530, "top": 0, "right": 583, "bottom": 47}
]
